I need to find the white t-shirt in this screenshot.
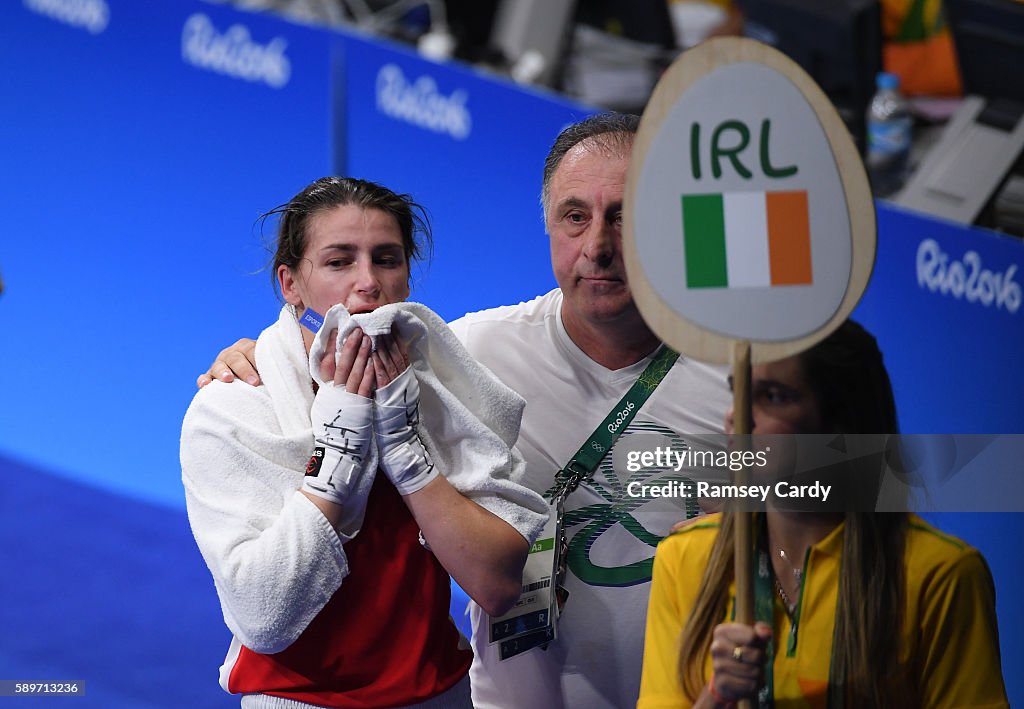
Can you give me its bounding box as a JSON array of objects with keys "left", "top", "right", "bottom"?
[{"left": 449, "top": 290, "right": 730, "bottom": 709}]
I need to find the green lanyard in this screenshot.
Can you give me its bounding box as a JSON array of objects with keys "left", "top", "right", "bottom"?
[
  {"left": 544, "top": 345, "right": 679, "bottom": 620},
  {"left": 752, "top": 516, "right": 844, "bottom": 709},
  {"left": 550, "top": 345, "right": 679, "bottom": 500},
  {"left": 753, "top": 519, "right": 779, "bottom": 709}
]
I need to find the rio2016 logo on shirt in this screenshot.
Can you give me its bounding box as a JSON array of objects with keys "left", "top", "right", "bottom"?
[
  {"left": 545, "top": 422, "right": 700, "bottom": 588},
  {"left": 23, "top": 0, "right": 109, "bottom": 34},
  {"left": 181, "top": 13, "right": 291, "bottom": 89},
  {"left": 375, "top": 64, "right": 471, "bottom": 140}
]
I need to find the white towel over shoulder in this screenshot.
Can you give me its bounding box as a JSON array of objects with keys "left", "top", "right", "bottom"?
[
  {"left": 310, "top": 302, "right": 548, "bottom": 545},
  {"left": 181, "top": 306, "right": 351, "bottom": 655}
]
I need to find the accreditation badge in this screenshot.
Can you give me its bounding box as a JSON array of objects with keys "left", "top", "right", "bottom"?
[{"left": 490, "top": 494, "right": 568, "bottom": 660}]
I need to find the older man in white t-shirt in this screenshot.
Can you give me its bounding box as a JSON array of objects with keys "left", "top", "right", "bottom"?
[{"left": 448, "top": 114, "right": 728, "bottom": 708}]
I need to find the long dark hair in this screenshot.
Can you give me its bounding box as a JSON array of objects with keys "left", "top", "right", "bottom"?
[{"left": 678, "top": 320, "right": 910, "bottom": 707}]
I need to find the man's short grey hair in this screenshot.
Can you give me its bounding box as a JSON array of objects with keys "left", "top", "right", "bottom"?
[{"left": 541, "top": 112, "right": 640, "bottom": 221}]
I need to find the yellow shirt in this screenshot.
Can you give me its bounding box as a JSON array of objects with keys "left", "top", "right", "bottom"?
[{"left": 638, "top": 514, "right": 1008, "bottom": 709}]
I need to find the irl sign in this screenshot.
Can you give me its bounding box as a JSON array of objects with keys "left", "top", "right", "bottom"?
[{"left": 625, "top": 39, "right": 875, "bottom": 363}]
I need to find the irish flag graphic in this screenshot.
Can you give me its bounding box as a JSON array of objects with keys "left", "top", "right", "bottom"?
[{"left": 682, "top": 190, "right": 812, "bottom": 289}]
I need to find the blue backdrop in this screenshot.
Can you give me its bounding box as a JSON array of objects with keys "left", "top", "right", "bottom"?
[
  {"left": 1, "top": 0, "right": 338, "bottom": 507},
  {"left": 856, "top": 202, "right": 1022, "bottom": 433}
]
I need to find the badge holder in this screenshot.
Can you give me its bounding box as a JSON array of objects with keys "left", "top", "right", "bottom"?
[
  {"left": 489, "top": 347, "right": 679, "bottom": 661},
  {"left": 490, "top": 483, "right": 571, "bottom": 660}
]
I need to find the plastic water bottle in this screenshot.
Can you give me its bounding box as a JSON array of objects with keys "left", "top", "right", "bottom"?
[{"left": 866, "top": 72, "right": 912, "bottom": 198}]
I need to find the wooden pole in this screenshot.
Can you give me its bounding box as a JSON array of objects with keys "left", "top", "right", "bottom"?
[{"left": 732, "top": 340, "right": 754, "bottom": 709}]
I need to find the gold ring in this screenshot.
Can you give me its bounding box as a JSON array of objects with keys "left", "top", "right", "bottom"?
[{"left": 732, "top": 646, "right": 744, "bottom": 662}]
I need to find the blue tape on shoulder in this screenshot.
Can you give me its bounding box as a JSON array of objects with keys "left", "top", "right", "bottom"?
[{"left": 299, "top": 308, "right": 325, "bottom": 333}]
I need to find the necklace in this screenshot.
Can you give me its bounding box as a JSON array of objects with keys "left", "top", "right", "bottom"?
[
  {"left": 774, "top": 575, "right": 797, "bottom": 616},
  {"left": 774, "top": 548, "right": 803, "bottom": 617},
  {"left": 778, "top": 548, "right": 803, "bottom": 583}
]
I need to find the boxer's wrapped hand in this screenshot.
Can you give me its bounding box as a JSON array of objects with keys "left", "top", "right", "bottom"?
[
  {"left": 304, "top": 386, "right": 374, "bottom": 510},
  {"left": 374, "top": 366, "right": 437, "bottom": 495}
]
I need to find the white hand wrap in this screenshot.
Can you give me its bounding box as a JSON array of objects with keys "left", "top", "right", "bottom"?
[
  {"left": 304, "top": 386, "right": 374, "bottom": 507},
  {"left": 374, "top": 367, "right": 438, "bottom": 496}
]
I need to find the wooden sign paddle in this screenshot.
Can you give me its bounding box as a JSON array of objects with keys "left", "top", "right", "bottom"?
[{"left": 623, "top": 37, "right": 875, "bottom": 708}]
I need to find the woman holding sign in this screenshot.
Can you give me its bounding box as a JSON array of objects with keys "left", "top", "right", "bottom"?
[
  {"left": 638, "top": 320, "right": 1008, "bottom": 708},
  {"left": 182, "top": 176, "right": 546, "bottom": 708}
]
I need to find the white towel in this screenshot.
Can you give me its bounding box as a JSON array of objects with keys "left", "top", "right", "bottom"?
[
  {"left": 181, "top": 306, "right": 351, "bottom": 654},
  {"left": 309, "top": 302, "right": 548, "bottom": 544}
]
